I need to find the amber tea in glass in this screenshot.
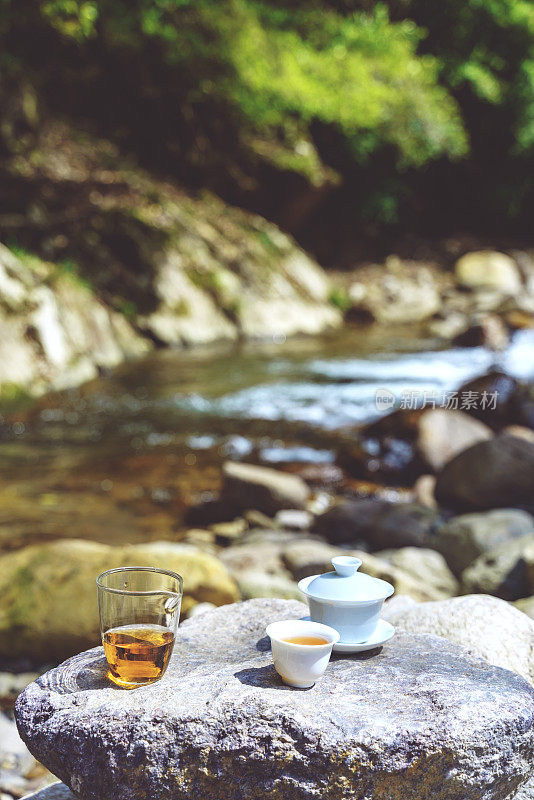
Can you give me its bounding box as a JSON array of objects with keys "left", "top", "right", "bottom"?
[{"left": 97, "top": 567, "right": 182, "bottom": 688}]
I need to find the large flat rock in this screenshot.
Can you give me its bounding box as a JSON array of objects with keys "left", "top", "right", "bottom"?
[{"left": 16, "top": 599, "right": 534, "bottom": 800}]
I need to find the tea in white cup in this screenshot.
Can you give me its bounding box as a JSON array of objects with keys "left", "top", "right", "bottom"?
[{"left": 266, "top": 619, "right": 340, "bottom": 688}]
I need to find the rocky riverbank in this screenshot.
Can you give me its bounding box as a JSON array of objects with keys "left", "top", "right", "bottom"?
[
  {"left": 1, "top": 365, "right": 534, "bottom": 797},
  {"left": 0, "top": 122, "right": 342, "bottom": 404},
  {"left": 3, "top": 124, "right": 534, "bottom": 800},
  {"left": 2, "top": 124, "right": 534, "bottom": 405},
  {"left": 334, "top": 248, "right": 534, "bottom": 348},
  {"left": 3, "top": 236, "right": 534, "bottom": 406}
]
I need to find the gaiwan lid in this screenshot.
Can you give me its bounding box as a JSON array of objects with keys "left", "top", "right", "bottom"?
[{"left": 300, "top": 556, "right": 394, "bottom": 604}]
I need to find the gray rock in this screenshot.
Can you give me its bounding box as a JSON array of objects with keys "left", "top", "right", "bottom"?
[
  {"left": 209, "top": 518, "right": 248, "bottom": 545},
  {"left": 247, "top": 534, "right": 447, "bottom": 603},
  {"left": 273, "top": 509, "right": 313, "bottom": 531},
  {"left": 219, "top": 531, "right": 295, "bottom": 581},
  {"left": 138, "top": 211, "right": 341, "bottom": 345},
  {"left": 435, "top": 508, "right": 534, "bottom": 576},
  {"left": 233, "top": 570, "right": 301, "bottom": 601},
  {"left": 461, "top": 535, "right": 534, "bottom": 600},
  {"left": 382, "top": 594, "right": 418, "bottom": 619},
  {"left": 281, "top": 539, "right": 344, "bottom": 581},
  {"left": 514, "top": 775, "right": 534, "bottom": 799},
  {"left": 347, "top": 257, "right": 443, "bottom": 323},
  {"left": 222, "top": 462, "right": 310, "bottom": 516},
  {"left": 453, "top": 313, "right": 510, "bottom": 351},
  {"left": 383, "top": 593, "right": 534, "bottom": 684},
  {"left": 313, "top": 497, "right": 440, "bottom": 549},
  {"left": 416, "top": 408, "right": 492, "bottom": 471},
  {"left": 427, "top": 310, "right": 471, "bottom": 341},
  {"left": 455, "top": 251, "right": 522, "bottom": 295},
  {"left": 455, "top": 371, "right": 519, "bottom": 429},
  {"left": 352, "top": 550, "right": 453, "bottom": 602},
  {"left": 435, "top": 435, "right": 534, "bottom": 512},
  {"left": 376, "top": 547, "right": 459, "bottom": 599},
  {"left": 139, "top": 250, "right": 238, "bottom": 346},
  {"left": 21, "top": 785, "right": 74, "bottom": 800},
  {"left": 0, "top": 244, "right": 150, "bottom": 398},
  {"left": 413, "top": 474, "right": 438, "bottom": 509},
  {"left": 16, "top": 599, "right": 534, "bottom": 800},
  {"left": 504, "top": 426, "right": 534, "bottom": 444},
  {"left": 218, "top": 527, "right": 316, "bottom": 603}
]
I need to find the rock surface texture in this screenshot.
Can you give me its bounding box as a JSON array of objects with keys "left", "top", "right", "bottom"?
[
  {"left": 383, "top": 593, "right": 534, "bottom": 684},
  {"left": 23, "top": 781, "right": 534, "bottom": 800},
  {"left": 454, "top": 250, "right": 522, "bottom": 295},
  {"left": 461, "top": 535, "right": 534, "bottom": 600},
  {"left": 16, "top": 599, "right": 534, "bottom": 800}
]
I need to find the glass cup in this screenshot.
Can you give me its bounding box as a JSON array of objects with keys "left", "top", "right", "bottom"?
[{"left": 96, "top": 566, "right": 183, "bottom": 688}]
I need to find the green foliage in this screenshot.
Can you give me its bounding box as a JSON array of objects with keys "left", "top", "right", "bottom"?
[
  {"left": 53, "top": 258, "right": 93, "bottom": 290},
  {"left": 41, "top": 0, "right": 99, "bottom": 40},
  {"left": 394, "top": 0, "right": 534, "bottom": 139},
  {"left": 382, "top": 0, "right": 534, "bottom": 228},
  {"left": 0, "top": 383, "right": 32, "bottom": 413},
  {"left": 0, "top": 0, "right": 467, "bottom": 169},
  {"left": 114, "top": 299, "right": 138, "bottom": 320},
  {"left": 1, "top": 0, "right": 534, "bottom": 236},
  {"left": 219, "top": 2, "right": 467, "bottom": 165},
  {"left": 328, "top": 286, "right": 352, "bottom": 313}
]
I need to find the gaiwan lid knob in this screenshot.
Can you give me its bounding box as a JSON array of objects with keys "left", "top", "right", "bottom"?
[{"left": 302, "top": 556, "right": 393, "bottom": 603}]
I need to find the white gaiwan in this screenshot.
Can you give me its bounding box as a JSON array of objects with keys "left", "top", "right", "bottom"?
[{"left": 297, "top": 556, "right": 394, "bottom": 644}]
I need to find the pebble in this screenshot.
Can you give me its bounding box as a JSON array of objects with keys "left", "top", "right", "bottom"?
[{"left": 273, "top": 509, "right": 312, "bottom": 531}]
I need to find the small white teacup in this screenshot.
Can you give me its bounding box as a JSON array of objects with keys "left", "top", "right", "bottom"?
[{"left": 266, "top": 619, "right": 340, "bottom": 689}]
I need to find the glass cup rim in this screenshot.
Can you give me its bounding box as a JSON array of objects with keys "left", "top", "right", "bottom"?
[{"left": 96, "top": 566, "right": 183, "bottom": 596}]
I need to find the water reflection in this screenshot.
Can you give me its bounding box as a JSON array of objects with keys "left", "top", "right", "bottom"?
[{"left": 0, "top": 327, "right": 532, "bottom": 547}]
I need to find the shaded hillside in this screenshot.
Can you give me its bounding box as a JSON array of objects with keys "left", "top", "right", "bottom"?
[{"left": 0, "top": 122, "right": 340, "bottom": 399}]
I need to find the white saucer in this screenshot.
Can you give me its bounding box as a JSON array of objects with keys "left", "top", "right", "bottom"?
[{"left": 332, "top": 620, "right": 395, "bottom": 653}]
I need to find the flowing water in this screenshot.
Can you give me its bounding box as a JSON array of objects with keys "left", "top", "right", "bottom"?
[{"left": 2, "top": 326, "right": 534, "bottom": 548}]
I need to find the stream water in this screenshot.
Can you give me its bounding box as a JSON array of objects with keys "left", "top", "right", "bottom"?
[{"left": 1, "top": 326, "right": 534, "bottom": 549}]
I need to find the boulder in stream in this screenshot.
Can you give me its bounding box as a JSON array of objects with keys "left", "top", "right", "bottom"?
[
  {"left": 221, "top": 461, "right": 311, "bottom": 516},
  {"left": 416, "top": 408, "right": 492, "bottom": 471},
  {"left": 435, "top": 434, "right": 534, "bottom": 512},
  {"left": 461, "top": 535, "right": 534, "bottom": 601},
  {"left": 455, "top": 251, "right": 522, "bottom": 295},
  {"left": 434, "top": 508, "right": 534, "bottom": 576},
  {"left": 313, "top": 497, "right": 441, "bottom": 549}
]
